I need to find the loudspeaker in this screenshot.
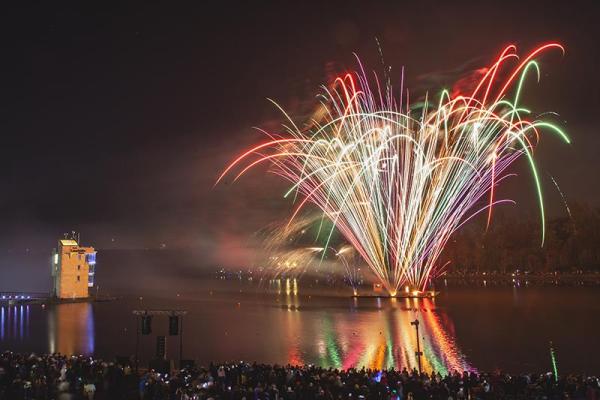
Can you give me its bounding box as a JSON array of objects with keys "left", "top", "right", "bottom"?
[
  {"left": 156, "top": 335, "right": 167, "bottom": 359},
  {"left": 168, "top": 316, "right": 179, "bottom": 335},
  {"left": 141, "top": 316, "right": 152, "bottom": 335}
]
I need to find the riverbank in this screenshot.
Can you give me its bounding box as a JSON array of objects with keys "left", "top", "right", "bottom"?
[
  {"left": 436, "top": 270, "right": 600, "bottom": 287},
  {"left": 0, "top": 294, "right": 119, "bottom": 306}
]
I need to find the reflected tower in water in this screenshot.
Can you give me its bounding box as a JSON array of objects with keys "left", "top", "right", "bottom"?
[{"left": 48, "top": 303, "right": 95, "bottom": 355}]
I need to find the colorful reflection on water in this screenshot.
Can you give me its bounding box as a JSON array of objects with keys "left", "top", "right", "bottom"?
[
  {"left": 1, "top": 286, "right": 599, "bottom": 372},
  {"left": 274, "top": 294, "right": 474, "bottom": 374},
  {"left": 1, "top": 292, "right": 471, "bottom": 374}
]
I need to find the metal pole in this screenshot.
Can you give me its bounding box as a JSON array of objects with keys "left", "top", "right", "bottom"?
[
  {"left": 411, "top": 319, "right": 423, "bottom": 374},
  {"left": 135, "top": 315, "right": 140, "bottom": 373},
  {"left": 179, "top": 316, "right": 184, "bottom": 367}
]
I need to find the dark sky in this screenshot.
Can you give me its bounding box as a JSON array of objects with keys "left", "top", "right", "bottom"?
[{"left": 0, "top": 1, "right": 598, "bottom": 284}]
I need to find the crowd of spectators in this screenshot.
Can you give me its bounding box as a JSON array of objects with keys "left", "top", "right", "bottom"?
[{"left": 0, "top": 351, "right": 598, "bottom": 399}]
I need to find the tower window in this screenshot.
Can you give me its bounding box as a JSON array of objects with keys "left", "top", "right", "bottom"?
[{"left": 77, "top": 275, "right": 80, "bottom": 282}]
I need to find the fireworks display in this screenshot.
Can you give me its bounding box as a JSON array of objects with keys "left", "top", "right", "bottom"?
[
  {"left": 218, "top": 44, "right": 569, "bottom": 295},
  {"left": 267, "top": 247, "right": 324, "bottom": 278},
  {"left": 260, "top": 213, "right": 364, "bottom": 290},
  {"left": 334, "top": 245, "right": 362, "bottom": 295}
]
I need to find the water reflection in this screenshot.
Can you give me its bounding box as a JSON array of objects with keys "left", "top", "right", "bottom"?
[
  {"left": 0, "top": 305, "right": 30, "bottom": 341},
  {"left": 1, "top": 294, "right": 472, "bottom": 373},
  {"left": 48, "top": 303, "right": 95, "bottom": 355},
  {"left": 285, "top": 298, "right": 474, "bottom": 374}
]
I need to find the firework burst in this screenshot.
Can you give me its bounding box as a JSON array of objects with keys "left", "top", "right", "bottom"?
[{"left": 218, "top": 44, "right": 570, "bottom": 295}]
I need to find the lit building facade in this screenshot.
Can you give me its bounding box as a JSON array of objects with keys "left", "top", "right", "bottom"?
[{"left": 51, "top": 239, "right": 97, "bottom": 299}]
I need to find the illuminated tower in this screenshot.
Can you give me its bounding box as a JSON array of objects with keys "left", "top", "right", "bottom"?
[{"left": 51, "top": 236, "right": 97, "bottom": 299}]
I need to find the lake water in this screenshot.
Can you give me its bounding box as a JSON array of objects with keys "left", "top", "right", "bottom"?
[{"left": 0, "top": 282, "right": 598, "bottom": 374}]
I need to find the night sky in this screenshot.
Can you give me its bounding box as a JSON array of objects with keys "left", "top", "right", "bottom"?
[{"left": 0, "top": 2, "right": 598, "bottom": 289}]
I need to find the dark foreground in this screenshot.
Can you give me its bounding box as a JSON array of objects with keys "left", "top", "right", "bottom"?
[{"left": 1, "top": 352, "right": 600, "bottom": 400}]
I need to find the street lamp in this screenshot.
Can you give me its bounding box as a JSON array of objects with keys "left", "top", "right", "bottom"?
[{"left": 410, "top": 319, "right": 423, "bottom": 374}]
